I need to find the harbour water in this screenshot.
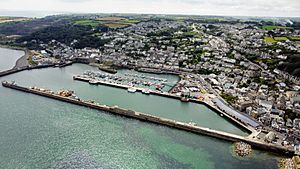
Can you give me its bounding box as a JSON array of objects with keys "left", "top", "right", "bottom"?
[
  {"left": 0, "top": 48, "right": 282, "bottom": 168},
  {"left": 0, "top": 47, "right": 24, "bottom": 71},
  {"left": 3, "top": 64, "right": 247, "bottom": 135}
]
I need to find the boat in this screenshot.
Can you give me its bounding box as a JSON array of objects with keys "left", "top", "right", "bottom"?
[
  {"left": 58, "top": 61, "right": 73, "bottom": 68},
  {"left": 181, "top": 97, "right": 190, "bottom": 102},
  {"left": 127, "top": 87, "right": 137, "bottom": 93},
  {"left": 142, "top": 88, "right": 151, "bottom": 94},
  {"left": 188, "top": 121, "right": 197, "bottom": 126},
  {"left": 98, "top": 66, "right": 117, "bottom": 74},
  {"left": 89, "top": 79, "right": 98, "bottom": 85}
]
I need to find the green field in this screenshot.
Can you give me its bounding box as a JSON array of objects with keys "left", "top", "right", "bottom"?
[
  {"left": 274, "top": 37, "right": 288, "bottom": 41},
  {"left": 264, "top": 37, "right": 277, "bottom": 44},
  {"left": 119, "top": 19, "right": 141, "bottom": 23},
  {"left": 104, "top": 23, "right": 129, "bottom": 28},
  {"left": 74, "top": 20, "right": 102, "bottom": 27},
  {"left": 289, "top": 36, "right": 300, "bottom": 41},
  {"left": 264, "top": 36, "right": 291, "bottom": 44},
  {"left": 262, "top": 25, "right": 291, "bottom": 30},
  {"left": 75, "top": 18, "right": 138, "bottom": 28}
]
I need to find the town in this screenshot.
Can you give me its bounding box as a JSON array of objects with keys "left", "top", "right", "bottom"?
[{"left": 13, "top": 16, "right": 300, "bottom": 148}]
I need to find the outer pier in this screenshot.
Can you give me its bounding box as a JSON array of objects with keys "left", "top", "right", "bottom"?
[{"left": 1, "top": 81, "right": 295, "bottom": 156}]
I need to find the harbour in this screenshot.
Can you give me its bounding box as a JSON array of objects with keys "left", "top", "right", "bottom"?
[
  {"left": 72, "top": 72, "right": 257, "bottom": 133},
  {"left": 0, "top": 47, "right": 286, "bottom": 168},
  {"left": 0, "top": 63, "right": 253, "bottom": 135},
  {"left": 2, "top": 81, "right": 295, "bottom": 156}
]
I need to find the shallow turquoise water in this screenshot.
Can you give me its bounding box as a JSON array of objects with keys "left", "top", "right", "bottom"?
[{"left": 0, "top": 86, "right": 281, "bottom": 169}]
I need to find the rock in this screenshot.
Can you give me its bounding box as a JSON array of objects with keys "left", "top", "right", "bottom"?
[{"left": 234, "top": 141, "right": 252, "bottom": 157}]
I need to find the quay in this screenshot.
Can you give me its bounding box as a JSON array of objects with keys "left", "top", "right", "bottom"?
[
  {"left": 136, "top": 67, "right": 181, "bottom": 75},
  {"left": 73, "top": 75, "right": 256, "bottom": 133},
  {"left": 1, "top": 81, "right": 296, "bottom": 156}
]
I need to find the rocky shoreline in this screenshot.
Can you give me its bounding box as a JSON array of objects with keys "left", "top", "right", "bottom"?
[{"left": 279, "top": 158, "right": 296, "bottom": 169}]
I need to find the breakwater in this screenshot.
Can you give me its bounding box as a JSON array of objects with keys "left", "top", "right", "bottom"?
[
  {"left": 1, "top": 81, "right": 295, "bottom": 156},
  {"left": 0, "top": 64, "right": 56, "bottom": 77},
  {"left": 0, "top": 60, "right": 72, "bottom": 78}
]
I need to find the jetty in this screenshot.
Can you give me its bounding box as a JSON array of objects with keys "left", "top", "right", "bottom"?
[{"left": 1, "top": 81, "right": 296, "bottom": 156}]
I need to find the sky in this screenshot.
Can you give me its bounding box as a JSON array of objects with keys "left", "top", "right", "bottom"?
[{"left": 0, "top": 0, "right": 299, "bottom": 17}]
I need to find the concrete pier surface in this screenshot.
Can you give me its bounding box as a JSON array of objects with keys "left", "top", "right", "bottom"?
[{"left": 1, "top": 81, "right": 296, "bottom": 156}]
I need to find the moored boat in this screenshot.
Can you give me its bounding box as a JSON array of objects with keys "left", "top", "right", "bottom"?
[
  {"left": 181, "top": 97, "right": 190, "bottom": 102},
  {"left": 89, "top": 79, "right": 98, "bottom": 85},
  {"left": 142, "top": 88, "right": 151, "bottom": 94},
  {"left": 127, "top": 87, "right": 137, "bottom": 93}
]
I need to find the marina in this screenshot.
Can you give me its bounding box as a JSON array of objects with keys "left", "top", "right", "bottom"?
[{"left": 79, "top": 70, "right": 172, "bottom": 92}]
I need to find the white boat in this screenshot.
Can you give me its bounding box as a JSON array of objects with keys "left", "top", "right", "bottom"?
[
  {"left": 89, "top": 79, "right": 98, "bottom": 85},
  {"left": 142, "top": 88, "right": 151, "bottom": 94},
  {"left": 188, "top": 121, "right": 197, "bottom": 126},
  {"left": 127, "top": 87, "right": 137, "bottom": 93}
]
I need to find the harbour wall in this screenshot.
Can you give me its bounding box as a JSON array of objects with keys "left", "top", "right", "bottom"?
[
  {"left": 0, "top": 64, "right": 55, "bottom": 77},
  {"left": 2, "top": 81, "right": 295, "bottom": 156}
]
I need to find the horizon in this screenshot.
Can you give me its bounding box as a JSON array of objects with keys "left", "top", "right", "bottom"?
[
  {"left": 0, "top": 10, "right": 299, "bottom": 19},
  {"left": 0, "top": 0, "right": 299, "bottom": 18}
]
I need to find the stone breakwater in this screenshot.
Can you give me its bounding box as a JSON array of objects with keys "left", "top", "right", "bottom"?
[
  {"left": 279, "top": 158, "right": 296, "bottom": 169},
  {"left": 234, "top": 142, "right": 252, "bottom": 157},
  {"left": 1, "top": 81, "right": 296, "bottom": 156}
]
